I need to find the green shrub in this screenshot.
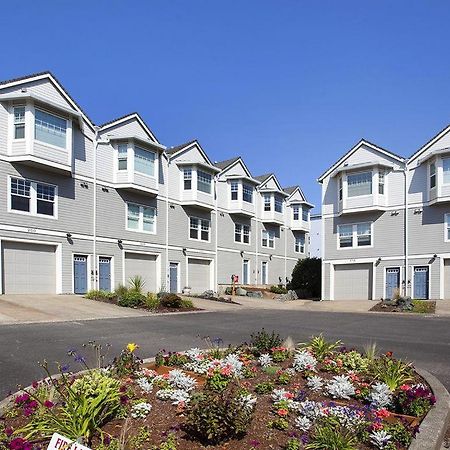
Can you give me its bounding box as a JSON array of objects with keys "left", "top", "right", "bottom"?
[
  {"left": 383, "top": 422, "right": 413, "bottom": 447},
  {"left": 300, "top": 334, "right": 341, "bottom": 361},
  {"left": 144, "top": 292, "right": 160, "bottom": 310},
  {"left": 185, "top": 385, "right": 253, "bottom": 444},
  {"left": 117, "top": 290, "right": 144, "bottom": 308},
  {"left": 284, "top": 438, "right": 301, "bottom": 450},
  {"left": 370, "top": 356, "right": 413, "bottom": 391},
  {"left": 268, "top": 418, "right": 289, "bottom": 431},
  {"left": 85, "top": 290, "right": 115, "bottom": 300},
  {"left": 250, "top": 328, "right": 282, "bottom": 355},
  {"left": 270, "top": 285, "right": 288, "bottom": 294},
  {"left": 254, "top": 381, "right": 274, "bottom": 394},
  {"left": 181, "top": 298, "right": 194, "bottom": 308},
  {"left": 289, "top": 257, "right": 321, "bottom": 298},
  {"left": 128, "top": 275, "right": 145, "bottom": 293},
  {"left": 412, "top": 300, "right": 435, "bottom": 313},
  {"left": 339, "top": 350, "right": 369, "bottom": 372},
  {"left": 159, "top": 293, "right": 183, "bottom": 308},
  {"left": 114, "top": 284, "right": 129, "bottom": 298},
  {"left": 306, "top": 421, "right": 357, "bottom": 450}
]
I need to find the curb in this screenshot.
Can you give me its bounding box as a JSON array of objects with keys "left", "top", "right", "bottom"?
[
  {"left": 1, "top": 362, "right": 449, "bottom": 449},
  {"left": 410, "top": 368, "right": 450, "bottom": 450}
]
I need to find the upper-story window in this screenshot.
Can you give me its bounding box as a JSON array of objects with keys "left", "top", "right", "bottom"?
[
  {"left": 10, "top": 177, "right": 56, "bottom": 217},
  {"left": 347, "top": 171, "right": 372, "bottom": 197},
  {"left": 445, "top": 214, "right": 450, "bottom": 241},
  {"left": 443, "top": 158, "right": 450, "bottom": 185},
  {"left": 262, "top": 229, "right": 275, "bottom": 248},
  {"left": 295, "top": 235, "right": 305, "bottom": 253},
  {"left": 293, "top": 205, "right": 300, "bottom": 220},
  {"left": 230, "top": 181, "right": 239, "bottom": 200},
  {"left": 183, "top": 168, "right": 192, "bottom": 190},
  {"left": 235, "top": 223, "right": 250, "bottom": 244},
  {"left": 243, "top": 184, "right": 253, "bottom": 203},
  {"left": 134, "top": 146, "right": 155, "bottom": 177},
  {"left": 263, "top": 194, "right": 271, "bottom": 211},
  {"left": 338, "top": 177, "right": 343, "bottom": 201},
  {"left": 118, "top": 144, "right": 128, "bottom": 170},
  {"left": 190, "top": 217, "right": 210, "bottom": 241},
  {"left": 379, "top": 170, "right": 385, "bottom": 194},
  {"left": 430, "top": 163, "right": 436, "bottom": 189},
  {"left": 274, "top": 196, "right": 283, "bottom": 213},
  {"left": 302, "top": 207, "right": 309, "bottom": 221},
  {"left": 35, "top": 109, "right": 67, "bottom": 149},
  {"left": 127, "top": 203, "right": 156, "bottom": 233},
  {"left": 338, "top": 222, "right": 372, "bottom": 248},
  {"left": 197, "top": 170, "right": 212, "bottom": 194},
  {"left": 14, "top": 106, "right": 25, "bottom": 139}
]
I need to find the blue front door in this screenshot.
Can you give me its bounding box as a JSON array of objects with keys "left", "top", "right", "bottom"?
[
  {"left": 385, "top": 268, "right": 400, "bottom": 299},
  {"left": 99, "top": 257, "right": 111, "bottom": 291},
  {"left": 414, "top": 266, "right": 429, "bottom": 299},
  {"left": 74, "top": 255, "right": 87, "bottom": 294},
  {"left": 169, "top": 263, "right": 178, "bottom": 293}
]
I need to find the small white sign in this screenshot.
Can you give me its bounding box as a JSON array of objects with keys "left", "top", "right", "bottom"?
[{"left": 47, "top": 433, "right": 91, "bottom": 450}]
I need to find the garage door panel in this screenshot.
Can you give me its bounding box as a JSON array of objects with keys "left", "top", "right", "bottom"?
[
  {"left": 188, "top": 258, "right": 211, "bottom": 294},
  {"left": 2, "top": 241, "right": 56, "bottom": 294},
  {"left": 125, "top": 253, "right": 158, "bottom": 293},
  {"left": 334, "top": 263, "right": 372, "bottom": 300}
]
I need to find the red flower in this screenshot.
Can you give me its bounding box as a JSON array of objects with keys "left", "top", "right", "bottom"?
[
  {"left": 400, "top": 384, "right": 411, "bottom": 391},
  {"left": 371, "top": 422, "right": 383, "bottom": 430},
  {"left": 376, "top": 408, "right": 390, "bottom": 418},
  {"left": 277, "top": 408, "right": 288, "bottom": 417},
  {"left": 385, "top": 351, "right": 393, "bottom": 358}
]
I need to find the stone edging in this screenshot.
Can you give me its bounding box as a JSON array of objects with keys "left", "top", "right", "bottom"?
[{"left": 1, "top": 360, "right": 449, "bottom": 449}]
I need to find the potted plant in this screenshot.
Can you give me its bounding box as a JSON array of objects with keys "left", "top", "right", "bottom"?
[{"left": 182, "top": 286, "right": 191, "bottom": 295}]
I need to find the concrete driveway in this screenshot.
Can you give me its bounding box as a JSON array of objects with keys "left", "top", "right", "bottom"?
[{"left": 0, "top": 294, "right": 153, "bottom": 324}]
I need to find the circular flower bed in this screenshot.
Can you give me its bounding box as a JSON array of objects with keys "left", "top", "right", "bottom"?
[{"left": 0, "top": 331, "right": 436, "bottom": 449}]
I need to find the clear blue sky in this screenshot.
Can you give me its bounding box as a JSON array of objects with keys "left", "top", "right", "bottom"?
[{"left": 3, "top": 1, "right": 450, "bottom": 210}]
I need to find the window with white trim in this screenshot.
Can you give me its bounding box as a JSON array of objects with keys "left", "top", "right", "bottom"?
[
  {"left": 443, "top": 158, "right": 450, "bottom": 185},
  {"left": 190, "top": 217, "right": 210, "bottom": 241},
  {"left": 118, "top": 144, "right": 128, "bottom": 170},
  {"left": 134, "top": 146, "right": 155, "bottom": 176},
  {"left": 197, "top": 170, "right": 212, "bottom": 194},
  {"left": 230, "top": 181, "right": 239, "bottom": 200},
  {"left": 338, "top": 177, "right": 343, "bottom": 201},
  {"left": 274, "top": 195, "right": 283, "bottom": 213},
  {"left": 347, "top": 171, "right": 372, "bottom": 197},
  {"left": 243, "top": 184, "right": 253, "bottom": 203},
  {"left": 378, "top": 169, "right": 385, "bottom": 194},
  {"left": 127, "top": 203, "right": 156, "bottom": 233},
  {"left": 338, "top": 222, "right": 372, "bottom": 248},
  {"left": 262, "top": 229, "right": 275, "bottom": 248},
  {"left": 295, "top": 235, "right": 305, "bottom": 253},
  {"left": 35, "top": 109, "right": 67, "bottom": 148},
  {"left": 302, "top": 207, "right": 309, "bottom": 221},
  {"left": 14, "top": 106, "right": 25, "bottom": 139},
  {"left": 10, "top": 177, "right": 56, "bottom": 217},
  {"left": 263, "top": 194, "right": 271, "bottom": 211},
  {"left": 293, "top": 205, "right": 300, "bottom": 221},
  {"left": 235, "top": 223, "right": 250, "bottom": 244},
  {"left": 445, "top": 214, "right": 450, "bottom": 241},
  {"left": 183, "top": 168, "right": 192, "bottom": 190},
  {"left": 430, "top": 163, "right": 436, "bottom": 189}
]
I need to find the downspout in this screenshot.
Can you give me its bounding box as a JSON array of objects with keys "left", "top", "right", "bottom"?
[
  {"left": 93, "top": 126, "right": 99, "bottom": 290},
  {"left": 403, "top": 162, "right": 409, "bottom": 297},
  {"left": 165, "top": 153, "right": 170, "bottom": 293},
  {"left": 214, "top": 175, "right": 218, "bottom": 293}
]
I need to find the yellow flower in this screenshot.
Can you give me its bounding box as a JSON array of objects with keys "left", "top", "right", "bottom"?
[{"left": 126, "top": 342, "right": 138, "bottom": 353}]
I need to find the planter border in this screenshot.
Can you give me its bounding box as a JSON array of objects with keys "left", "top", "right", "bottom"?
[{"left": 1, "top": 359, "right": 449, "bottom": 449}]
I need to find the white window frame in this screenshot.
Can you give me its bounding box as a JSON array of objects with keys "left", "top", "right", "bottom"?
[
  {"left": 117, "top": 143, "right": 128, "bottom": 171},
  {"left": 302, "top": 207, "right": 309, "bottom": 222},
  {"left": 293, "top": 205, "right": 300, "bottom": 221},
  {"left": 234, "top": 223, "right": 251, "bottom": 245},
  {"left": 189, "top": 216, "right": 211, "bottom": 242},
  {"left": 197, "top": 170, "right": 212, "bottom": 194},
  {"left": 34, "top": 107, "right": 68, "bottom": 150},
  {"left": 378, "top": 169, "right": 385, "bottom": 195},
  {"left": 242, "top": 183, "right": 253, "bottom": 203},
  {"left": 338, "top": 176, "right": 343, "bottom": 201},
  {"left": 295, "top": 235, "right": 305, "bottom": 253},
  {"left": 444, "top": 213, "right": 450, "bottom": 242},
  {"left": 274, "top": 195, "right": 283, "bottom": 213},
  {"left": 263, "top": 194, "right": 271, "bottom": 211},
  {"left": 262, "top": 229, "right": 275, "bottom": 248},
  {"left": 430, "top": 162, "right": 436, "bottom": 190},
  {"left": 230, "top": 180, "right": 239, "bottom": 200},
  {"left": 347, "top": 171, "right": 373, "bottom": 198},
  {"left": 7, "top": 175, "right": 58, "bottom": 219},
  {"left": 126, "top": 202, "right": 157, "bottom": 234},
  {"left": 183, "top": 167, "right": 192, "bottom": 190},
  {"left": 337, "top": 222, "right": 373, "bottom": 249},
  {"left": 13, "top": 105, "right": 26, "bottom": 140},
  {"left": 443, "top": 157, "right": 450, "bottom": 185},
  {"left": 134, "top": 146, "right": 156, "bottom": 178}
]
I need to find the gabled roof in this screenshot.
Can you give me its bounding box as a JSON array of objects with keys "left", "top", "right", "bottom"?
[
  {"left": 254, "top": 173, "right": 274, "bottom": 183},
  {"left": 166, "top": 139, "right": 198, "bottom": 155},
  {"left": 255, "top": 173, "right": 286, "bottom": 193},
  {"left": 0, "top": 71, "right": 95, "bottom": 130},
  {"left": 283, "top": 186, "right": 298, "bottom": 196},
  {"left": 408, "top": 122, "right": 450, "bottom": 164},
  {"left": 215, "top": 156, "right": 241, "bottom": 170},
  {"left": 317, "top": 138, "right": 405, "bottom": 183},
  {"left": 166, "top": 139, "right": 217, "bottom": 169},
  {"left": 283, "top": 185, "right": 315, "bottom": 208},
  {"left": 99, "top": 112, "right": 160, "bottom": 144}
]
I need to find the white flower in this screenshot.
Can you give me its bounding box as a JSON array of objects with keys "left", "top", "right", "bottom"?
[
  {"left": 185, "top": 347, "right": 203, "bottom": 360},
  {"left": 370, "top": 430, "right": 392, "bottom": 449},
  {"left": 222, "top": 353, "right": 244, "bottom": 377},
  {"left": 326, "top": 375, "right": 355, "bottom": 399},
  {"left": 131, "top": 402, "right": 152, "bottom": 419},
  {"left": 156, "top": 388, "right": 190, "bottom": 405},
  {"left": 136, "top": 377, "right": 153, "bottom": 393},
  {"left": 167, "top": 369, "right": 197, "bottom": 391},
  {"left": 307, "top": 375, "right": 324, "bottom": 391},
  {"left": 296, "top": 400, "right": 324, "bottom": 419},
  {"left": 293, "top": 350, "right": 317, "bottom": 372},
  {"left": 258, "top": 353, "right": 273, "bottom": 368},
  {"left": 295, "top": 415, "right": 312, "bottom": 431},
  {"left": 239, "top": 394, "right": 257, "bottom": 411},
  {"left": 285, "top": 368, "right": 296, "bottom": 376},
  {"left": 368, "top": 383, "right": 392, "bottom": 408},
  {"left": 271, "top": 388, "right": 290, "bottom": 402}
]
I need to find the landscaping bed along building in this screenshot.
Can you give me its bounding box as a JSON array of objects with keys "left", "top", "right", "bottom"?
[{"left": 0, "top": 331, "right": 443, "bottom": 449}]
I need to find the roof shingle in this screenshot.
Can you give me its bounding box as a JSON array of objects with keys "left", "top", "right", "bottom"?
[
  {"left": 166, "top": 139, "right": 198, "bottom": 155},
  {"left": 215, "top": 156, "right": 240, "bottom": 170}
]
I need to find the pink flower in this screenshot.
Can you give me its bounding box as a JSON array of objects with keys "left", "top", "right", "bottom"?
[
  {"left": 44, "top": 400, "right": 54, "bottom": 408},
  {"left": 284, "top": 392, "right": 294, "bottom": 399},
  {"left": 277, "top": 408, "right": 288, "bottom": 416},
  {"left": 376, "top": 408, "right": 390, "bottom": 418},
  {"left": 371, "top": 422, "right": 383, "bottom": 430},
  {"left": 400, "top": 384, "right": 411, "bottom": 391}
]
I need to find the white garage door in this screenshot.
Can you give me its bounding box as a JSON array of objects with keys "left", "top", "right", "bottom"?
[
  {"left": 2, "top": 241, "right": 56, "bottom": 294},
  {"left": 334, "top": 263, "right": 372, "bottom": 300},
  {"left": 125, "top": 253, "right": 158, "bottom": 293},
  {"left": 188, "top": 258, "right": 211, "bottom": 294}
]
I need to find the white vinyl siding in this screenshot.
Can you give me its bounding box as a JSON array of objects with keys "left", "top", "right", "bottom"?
[
  {"left": 197, "top": 170, "right": 212, "bottom": 194},
  {"left": 10, "top": 177, "right": 56, "bottom": 217},
  {"left": 190, "top": 217, "right": 210, "bottom": 241},
  {"left": 35, "top": 109, "right": 67, "bottom": 149},
  {"left": 338, "top": 222, "right": 372, "bottom": 248},
  {"left": 347, "top": 171, "right": 372, "bottom": 197},
  {"left": 134, "top": 146, "right": 155, "bottom": 176},
  {"left": 235, "top": 223, "right": 250, "bottom": 244},
  {"left": 262, "top": 229, "right": 275, "bottom": 248},
  {"left": 14, "top": 106, "right": 25, "bottom": 139},
  {"left": 127, "top": 203, "right": 156, "bottom": 233}
]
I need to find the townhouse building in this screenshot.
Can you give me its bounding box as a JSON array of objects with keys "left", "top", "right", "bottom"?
[
  {"left": 319, "top": 128, "right": 450, "bottom": 301},
  {"left": 0, "top": 72, "right": 313, "bottom": 295}
]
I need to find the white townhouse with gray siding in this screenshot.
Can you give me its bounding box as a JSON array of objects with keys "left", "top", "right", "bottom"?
[
  {"left": 0, "top": 72, "right": 313, "bottom": 295},
  {"left": 319, "top": 128, "right": 450, "bottom": 301}
]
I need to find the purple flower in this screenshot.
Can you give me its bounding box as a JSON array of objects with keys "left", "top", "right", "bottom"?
[
  {"left": 14, "top": 393, "right": 30, "bottom": 405},
  {"left": 249, "top": 440, "right": 260, "bottom": 447},
  {"left": 61, "top": 364, "right": 71, "bottom": 373},
  {"left": 9, "top": 438, "right": 32, "bottom": 450},
  {"left": 300, "top": 434, "right": 310, "bottom": 444}
]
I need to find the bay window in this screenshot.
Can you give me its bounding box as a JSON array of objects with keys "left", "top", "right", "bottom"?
[
  {"left": 302, "top": 207, "right": 309, "bottom": 221},
  {"left": 197, "top": 170, "right": 212, "bottom": 194},
  {"left": 35, "top": 109, "right": 67, "bottom": 148},
  {"left": 295, "top": 235, "right": 305, "bottom": 253},
  {"left": 338, "top": 222, "right": 372, "bottom": 248},
  {"left": 446, "top": 214, "right": 450, "bottom": 241},
  {"left": 118, "top": 144, "right": 128, "bottom": 170},
  {"left": 274, "top": 196, "right": 283, "bottom": 213},
  {"left": 293, "top": 205, "right": 300, "bottom": 221},
  {"left": 10, "top": 177, "right": 56, "bottom": 217},
  {"left": 262, "top": 230, "right": 275, "bottom": 248},
  {"left": 190, "top": 217, "right": 210, "bottom": 241},
  {"left": 443, "top": 158, "right": 450, "bottom": 185},
  {"left": 430, "top": 163, "right": 436, "bottom": 189},
  {"left": 243, "top": 184, "right": 253, "bottom": 203},
  {"left": 14, "top": 106, "right": 25, "bottom": 139},
  {"left": 134, "top": 146, "right": 155, "bottom": 176},
  {"left": 378, "top": 170, "right": 385, "bottom": 194},
  {"left": 183, "top": 168, "right": 192, "bottom": 190},
  {"left": 347, "top": 171, "right": 372, "bottom": 197},
  {"left": 127, "top": 203, "right": 156, "bottom": 233},
  {"left": 230, "top": 181, "right": 239, "bottom": 200},
  {"left": 264, "top": 194, "right": 271, "bottom": 211}
]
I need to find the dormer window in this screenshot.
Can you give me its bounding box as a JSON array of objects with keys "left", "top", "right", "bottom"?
[
  {"left": 443, "top": 158, "right": 450, "bottom": 184},
  {"left": 302, "top": 207, "right": 309, "bottom": 221},
  {"left": 430, "top": 163, "right": 436, "bottom": 189},
  {"left": 231, "top": 181, "right": 239, "bottom": 200},
  {"left": 183, "top": 168, "right": 192, "bottom": 190},
  {"left": 378, "top": 170, "right": 385, "bottom": 194},
  {"left": 274, "top": 195, "right": 283, "bottom": 213},
  {"left": 14, "top": 106, "right": 25, "bottom": 139},
  {"left": 293, "top": 205, "right": 300, "bottom": 220},
  {"left": 118, "top": 144, "right": 128, "bottom": 170},
  {"left": 134, "top": 146, "right": 155, "bottom": 177},
  {"left": 338, "top": 177, "right": 343, "bottom": 201},
  {"left": 197, "top": 170, "right": 212, "bottom": 194},
  {"left": 347, "top": 171, "right": 372, "bottom": 197},
  {"left": 243, "top": 184, "right": 253, "bottom": 203},
  {"left": 263, "top": 194, "right": 271, "bottom": 211},
  {"left": 35, "top": 109, "right": 67, "bottom": 149}
]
